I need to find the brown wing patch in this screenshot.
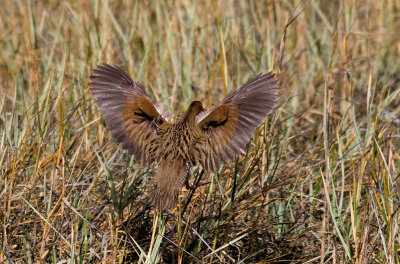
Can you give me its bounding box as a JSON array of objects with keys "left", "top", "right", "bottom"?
[
  {"left": 191, "top": 73, "right": 280, "bottom": 172},
  {"left": 89, "top": 64, "right": 168, "bottom": 166},
  {"left": 194, "top": 104, "right": 240, "bottom": 171}
]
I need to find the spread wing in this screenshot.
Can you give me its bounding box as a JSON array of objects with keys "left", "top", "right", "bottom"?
[
  {"left": 89, "top": 64, "right": 169, "bottom": 166},
  {"left": 190, "top": 73, "right": 280, "bottom": 172}
]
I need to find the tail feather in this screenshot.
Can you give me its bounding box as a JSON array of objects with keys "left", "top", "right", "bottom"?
[
  {"left": 149, "top": 187, "right": 179, "bottom": 210},
  {"left": 149, "top": 158, "right": 188, "bottom": 210}
]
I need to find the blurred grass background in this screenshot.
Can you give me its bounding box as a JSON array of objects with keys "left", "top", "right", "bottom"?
[{"left": 1, "top": 0, "right": 400, "bottom": 263}]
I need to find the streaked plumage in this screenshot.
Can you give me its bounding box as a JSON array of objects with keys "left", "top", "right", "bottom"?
[{"left": 89, "top": 64, "right": 280, "bottom": 209}]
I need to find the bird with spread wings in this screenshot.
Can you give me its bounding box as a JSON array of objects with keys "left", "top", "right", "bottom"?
[{"left": 89, "top": 64, "right": 280, "bottom": 210}]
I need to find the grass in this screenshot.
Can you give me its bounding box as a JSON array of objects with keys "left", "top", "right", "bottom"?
[{"left": 1, "top": 0, "right": 399, "bottom": 263}]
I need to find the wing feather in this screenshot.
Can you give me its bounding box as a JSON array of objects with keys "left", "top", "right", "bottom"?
[
  {"left": 191, "top": 73, "right": 280, "bottom": 172},
  {"left": 89, "top": 64, "right": 169, "bottom": 166}
]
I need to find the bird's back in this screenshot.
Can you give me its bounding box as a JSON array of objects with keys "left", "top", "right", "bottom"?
[{"left": 156, "top": 121, "right": 202, "bottom": 161}]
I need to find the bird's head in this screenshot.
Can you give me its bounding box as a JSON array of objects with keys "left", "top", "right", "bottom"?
[
  {"left": 188, "top": 101, "right": 205, "bottom": 114},
  {"left": 183, "top": 101, "right": 206, "bottom": 124}
]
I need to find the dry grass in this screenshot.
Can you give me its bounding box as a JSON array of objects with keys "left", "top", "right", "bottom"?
[{"left": 1, "top": 0, "right": 400, "bottom": 263}]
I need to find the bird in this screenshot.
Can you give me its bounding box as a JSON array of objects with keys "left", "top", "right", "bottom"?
[{"left": 88, "top": 64, "right": 280, "bottom": 210}]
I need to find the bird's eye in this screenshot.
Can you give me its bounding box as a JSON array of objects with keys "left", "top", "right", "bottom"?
[{"left": 159, "top": 120, "right": 163, "bottom": 125}]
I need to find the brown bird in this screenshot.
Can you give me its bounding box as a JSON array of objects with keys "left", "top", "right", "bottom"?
[{"left": 89, "top": 64, "right": 280, "bottom": 210}]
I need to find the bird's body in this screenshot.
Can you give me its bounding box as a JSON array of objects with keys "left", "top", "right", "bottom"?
[
  {"left": 148, "top": 109, "right": 205, "bottom": 209},
  {"left": 89, "top": 64, "right": 280, "bottom": 210},
  {"left": 155, "top": 108, "right": 204, "bottom": 163}
]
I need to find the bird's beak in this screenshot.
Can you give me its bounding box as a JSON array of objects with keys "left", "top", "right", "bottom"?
[
  {"left": 199, "top": 105, "right": 207, "bottom": 115},
  {"left": 198, "top": 105, "right": 208, "bottom": 118}
]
